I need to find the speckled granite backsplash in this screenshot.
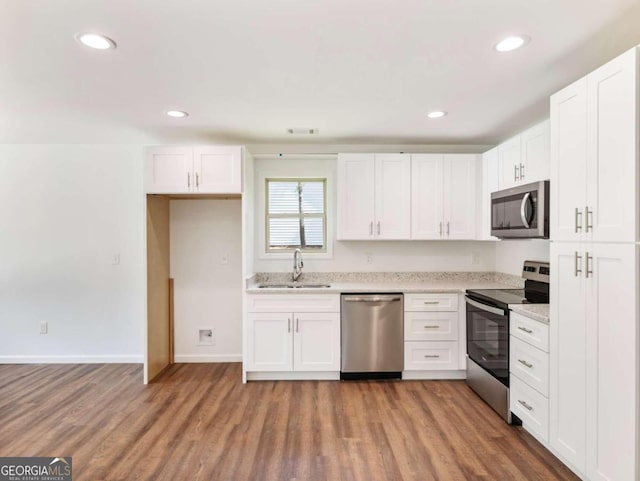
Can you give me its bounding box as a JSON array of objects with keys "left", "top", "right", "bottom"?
[{"left": 252, "top": 271, "right": 524, "bottom": 287}]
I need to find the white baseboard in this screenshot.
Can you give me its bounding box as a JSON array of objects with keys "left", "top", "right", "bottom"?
[
  {"left": 0, "top": 355, "right": 143, "bottom": 364},
  {"left": 402, "top": 370, "right": 467, "bottom": 380},
  {"left": 174, "top": 354, "right": 242, "bottom": 363}
]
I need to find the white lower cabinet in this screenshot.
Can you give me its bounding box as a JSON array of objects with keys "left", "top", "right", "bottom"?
[
  {"left": 509, "top": 311, "right": 550, "bottom": 444},
  {"left": 550, "top": 242, "right": 638, "bottom": 480},
  {"left": 403, "top": 293, "right": 462, "bottom": 373},
  {"left": 510, "top": 375, "right": 549, "bottom": 442},
  {"left": 404, "top": 341, "right": 458, "bottom": 370},
  {"left": 245, "top": 295, "right": 340, "bottom": 373}
]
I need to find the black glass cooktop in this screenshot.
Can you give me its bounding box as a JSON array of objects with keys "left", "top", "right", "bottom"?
[{"left": 466, "top": 286, "right": 548, "bottom": 310}]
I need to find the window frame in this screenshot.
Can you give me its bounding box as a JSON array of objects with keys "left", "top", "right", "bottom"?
[{"left": 264, "top": 177, "right": 327, "bottom": 254}]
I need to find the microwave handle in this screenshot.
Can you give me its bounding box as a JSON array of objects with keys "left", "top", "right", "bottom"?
[{"left": 520, "top": 192, "right": 532, "bottom": 228}]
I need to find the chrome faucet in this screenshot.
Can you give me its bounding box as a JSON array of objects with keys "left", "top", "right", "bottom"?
[{"left": 292, "top": 248, "right": 304, "bottom": 282}]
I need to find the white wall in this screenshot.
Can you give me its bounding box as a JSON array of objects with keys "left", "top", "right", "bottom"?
[
  {"left": 253, "top": 156, "right": 497, "bottom": 273},
  {"left": 170, "top": 199, "right": 243, "bottom": 362},
  {"left": 494, "top": 239, "right": 550, "bottom": 276},
  {"left": 0, "top": 145, "right": 145, "bottom": 362}
]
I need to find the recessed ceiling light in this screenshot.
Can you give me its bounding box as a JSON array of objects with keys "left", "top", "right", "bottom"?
[
  {"left": 166, "top": 110, "right": 189, "bottom": 118},
  {"left": 495, "top": 35, "right": 530, "bottom": 52},
  {"left": 75, "top": 33, "right": 117, "bottom": 50},
  {"left": 427, "top": 111, "right": 447, "bottom": 119}
]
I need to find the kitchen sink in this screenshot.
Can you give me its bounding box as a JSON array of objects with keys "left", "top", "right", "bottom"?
[{"left": 257, "top": 283, "right": 331, "bottom": 289}]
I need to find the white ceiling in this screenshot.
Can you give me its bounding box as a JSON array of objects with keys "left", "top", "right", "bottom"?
[{"left": 1, "top": 0, "right": 640, "bottom": 146}]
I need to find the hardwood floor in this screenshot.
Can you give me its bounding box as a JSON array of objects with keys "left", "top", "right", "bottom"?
[{"left": 0, "top": 363, "right": 578, "bottom": 481}]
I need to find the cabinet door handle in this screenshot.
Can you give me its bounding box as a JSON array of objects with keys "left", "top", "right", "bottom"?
[
  {"left": 439, "top": 222, "right": 443, "bottom": 236},
  {"left": 575, "top": 208, "right": 583, "bottom": 233},
  {"left": 574, "top": 251, "right": 582, "bottom": 277},
  {"left": 424, "top": 355, "right": 440, "bottom": 358},
  {"left": 518, "top": 400, "right": 533, "bottom": 411},
  {"left": 520, "top": 163, "right": 525, "bottom": 180},
  {"left": 423, "top": 301, "right": 440, "bottom": 305},
  {"left": 517, "top": 326, "right": 533, "bottom": 334},
  {"left": 187, "top": 172, "right": 191, "bottom": 189},
  {"left": 514, "top": 165, "right": 518, "bottom": 181},
  {"left": 423, "top": 325, "right": 439, "bottom": 329},
  {"left": 369, "top": 222, "right": 373, "bottom": 236},
  {"left": 287, "top": 318, "right": 291, "bottom": 333},
  {"left": 195, "top": 172, "right": 200, "bottom": 188},
  {"left": 586, "top": 252, "right": 593, "bottom": 278},
  {"left": 585, "top": 206, "right": 593, "bottom": 232},
  {"left": 518, "top": 359, "right": 533, "bottom": 369},
  {"left": 446, "top": 221, "right": 450, "bottom": 236},
  {"left": 296, "top": 317, "right": 299, "bottom": 333},
  {"left": 377, "top": 221, "right": 381, "bottom": 235}
]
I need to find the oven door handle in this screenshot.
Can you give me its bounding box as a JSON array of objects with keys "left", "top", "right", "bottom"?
[{"left": 465, "top": 296, "right": 507, "bottom": 316}]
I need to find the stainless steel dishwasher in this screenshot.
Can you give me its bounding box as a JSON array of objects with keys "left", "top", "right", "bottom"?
[{"left": 340, "top": 293, "right": 404, "bottom": 379}]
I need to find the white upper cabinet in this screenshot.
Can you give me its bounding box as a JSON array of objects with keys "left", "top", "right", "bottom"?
[
  {"left": 375, "top": 154, "right": 412, "bottom": 239},
  {"left": 411, "top": 154, "right": 477, "bottom": 240},
  {"left": 337, "top": 153, "right": 410, "bottom": 240},
  {"left": 145, "top": 146, "right": 193, "bottom": 194},
  {"left": 497, "top": 135, "right": 522, "bottom": 189},
  {"left": 411, "top": 154, "right": 444, "bottom": 239},
  {"left": 479, "top": 147, "right": 499, "bottom": 240},
  {"left": 551, "top": 47, "right": 638, "bottom": 242},
  {"left": 497, "top": 120, "right": 550, "bottom": 190},
  {"left": 443, "top": 154, "right": 477, "bottom": 239},
  {"left": 193, "top": 146, "right": 242, "bottom": 193},
  {"left": 145, "top": 146, "right": 242, "bottom": 194},
  {"left": 550, "top": 78, "right": 588, "bottom": 242}
]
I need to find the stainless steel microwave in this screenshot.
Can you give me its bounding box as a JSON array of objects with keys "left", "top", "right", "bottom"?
[{"left": 491, "top": 180, "right": 549, "bottom": 239}]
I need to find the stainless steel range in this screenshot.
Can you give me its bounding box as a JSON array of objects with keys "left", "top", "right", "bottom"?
[{"left": 465, "top": 261, "right": 550, "bottom": 422}]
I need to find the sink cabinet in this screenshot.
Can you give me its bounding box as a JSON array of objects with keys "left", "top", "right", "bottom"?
[{"left": 245, "top": 294, "right": 340, "bottom": 375}]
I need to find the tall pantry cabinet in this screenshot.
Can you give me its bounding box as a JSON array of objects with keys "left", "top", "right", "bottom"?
[{"left": 549, "top": 46, "right": 639, "bottom": 481}]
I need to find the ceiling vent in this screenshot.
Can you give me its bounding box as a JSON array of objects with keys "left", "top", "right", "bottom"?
[{"left": 287, "top": 128, "right": 318, "bottom": 135}]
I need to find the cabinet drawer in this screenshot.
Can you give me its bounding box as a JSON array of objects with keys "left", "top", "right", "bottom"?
[
  {"left": 404, "top": 311, "right": 458, "bottom": 341},
  {"left": 404, "top": 341, "right": 459, "bottom": 371},
  {"left": 510, "top": 312, "right": 549, "bottom": 352},
  {"left": 510, "top": 375, "right": 549, "bottom": 444},
  {"left": 404, "top": 293, "right": 458, "bottom": 312},
  {"left": 510, "top": 336, "right": 549, "bottom": 397},
  {"left": 247, "top": 294, "right": 340, "bottom": 313}
]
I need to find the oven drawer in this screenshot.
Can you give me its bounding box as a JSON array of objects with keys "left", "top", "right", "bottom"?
[
  {"left": 510, "top": 312, "right": 549, "bottom": 352},
  {"left": 510, "top": 336, "right": 549, "bottom": 397},
  {"left": 405, "top": 293, "right": 458, "bottom": 312},
  {"left": 404, "top": 341, "right": 459, "bottom": 370},
  {"left": 404, "top": 311, "right": 458, "bottom": 341},
  {"left": 510, "top": 375, "right": 549, "bottom": 444}
]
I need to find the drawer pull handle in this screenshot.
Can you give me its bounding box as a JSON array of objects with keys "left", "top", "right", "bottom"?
[
  {"left": 423, "top": 325, "right": 439, "bottom": 329},
  {"left": 518, "top": 400, "right": 533, "bottom": 411},
  {"left": 423, "top": 301, "right": 440, "bottom": 305},
  {"left": 424, "top": 355, "right": 440, "bottom": 358},
  {"left": 518, "top": 359, "right": 533, "bottom": 369},
  {"left": 517, "top": 326, "right": 533, "bottom": 334}
]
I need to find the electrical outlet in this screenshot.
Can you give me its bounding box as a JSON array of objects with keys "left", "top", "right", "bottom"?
[
  {"left": 40, "top": 321, "right": 48, "bottom": 334},
  {"left": 366, "top": 253, "right": 373, "bottom": 264},
  {"left": 198, "top": 328, "right": 214, "bottom": 346}
]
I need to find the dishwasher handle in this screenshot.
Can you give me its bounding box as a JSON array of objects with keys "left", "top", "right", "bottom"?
[{"left": 343, "top": 295, "right": 402, "bottom": 303}]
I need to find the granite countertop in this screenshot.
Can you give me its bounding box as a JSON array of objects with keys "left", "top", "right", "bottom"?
[
  {"left": 246, "top": 271, "right": 523, "bottom": 294},
  {"left": 509, "top": 304, "right": 550, "bottom": 324}
]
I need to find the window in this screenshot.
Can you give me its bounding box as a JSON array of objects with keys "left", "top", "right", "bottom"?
[{"left": 266, "top": 178, "right": 326, "bottom": 252}]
